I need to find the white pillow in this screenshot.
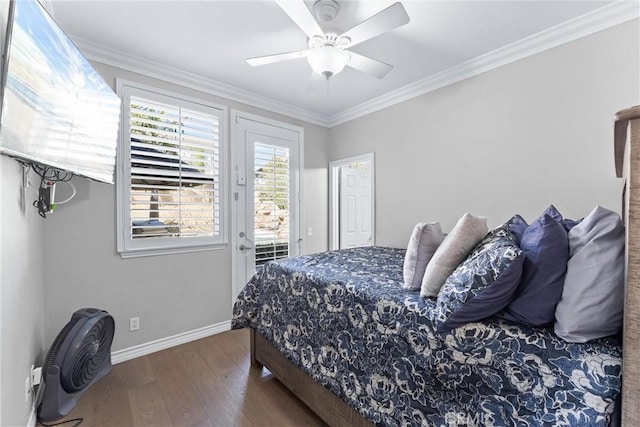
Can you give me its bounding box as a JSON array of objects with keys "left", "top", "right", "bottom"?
[
  {"left": 420, "top": 213, "right": 488, "bottom": 298},
  {"left": 402, "top": 222, "right": 444, "bottom": 290},
  {"left": 554, "top": 205, "right": 625, "bottom": 342}
]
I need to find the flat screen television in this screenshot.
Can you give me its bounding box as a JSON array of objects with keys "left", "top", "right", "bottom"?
[{"left": 0, "top": 0, "right": 120, "bottom": 184}]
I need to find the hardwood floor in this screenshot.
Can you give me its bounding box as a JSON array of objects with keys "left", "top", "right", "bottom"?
[{"left": 40, "top": 329, "right": 325, "bottom": 427}]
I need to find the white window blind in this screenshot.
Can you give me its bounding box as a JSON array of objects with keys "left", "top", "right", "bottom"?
[
  {"left": 117, "top": 81, "right": 226, "bottom": 257},
  {"left": 254, "top": 142, "right": 290, "bottom": 266}
]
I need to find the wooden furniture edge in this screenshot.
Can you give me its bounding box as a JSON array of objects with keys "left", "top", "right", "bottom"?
[
  {"left": 614, "top": 105, "right": 640, "bottom": 177},
  {"left": 620, "top": 107, "right": 640, "bottom": 426},
  {"left": 250, "top": 328, "right": 374, "bottom": 427}
]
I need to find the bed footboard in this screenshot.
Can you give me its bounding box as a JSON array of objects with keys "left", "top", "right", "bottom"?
[
  {"left": 250, "top": 328, "right": 373, "bottom": 427},
  {"left": 615, "top": 106, "right": 640, "bottom": 426}
]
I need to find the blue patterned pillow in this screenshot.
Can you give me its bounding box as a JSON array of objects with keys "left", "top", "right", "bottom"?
[
  {"left": 468, "top": 221, "right": 518, "bottom": 259},
  {"left": 434, "top": 231, "right": 524, "bottom": 333}
]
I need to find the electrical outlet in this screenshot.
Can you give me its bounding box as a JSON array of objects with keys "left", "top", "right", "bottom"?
[
  {"left": 32, "top": 366, "right": 42, "bottom": 386},
  {"left": 129, "top": 317, "right": 140, "bottom": 331}
]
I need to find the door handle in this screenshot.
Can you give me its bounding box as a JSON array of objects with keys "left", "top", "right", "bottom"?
[{"left": 239, "top": 244, "right": 253, "bottom": 251}]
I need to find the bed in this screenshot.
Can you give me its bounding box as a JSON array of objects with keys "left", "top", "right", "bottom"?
[{"left": 232, "top": 106, "right": 640, "bottom": 426}]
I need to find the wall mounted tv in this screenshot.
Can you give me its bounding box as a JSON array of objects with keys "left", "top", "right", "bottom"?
[{"left": 0, "top": 0, "right": 120, "bottom": 184}]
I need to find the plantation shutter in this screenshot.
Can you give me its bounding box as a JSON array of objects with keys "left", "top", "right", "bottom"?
[
  {"left": 128, "top": 94, "right": 221, "bottom": 240},
  {"left": 254, "top": 142, "right": 290, "bottom": 266}
]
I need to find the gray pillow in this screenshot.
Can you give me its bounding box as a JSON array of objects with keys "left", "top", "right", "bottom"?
[
  {"left": 402, "top": 222, "right": 444, "bottom": 290},
  {"left": 554, "top": 205, "right": 625, "bottom": 342},
  {"left": 420, "top": 213, "right": 488, "bottom": 298}
]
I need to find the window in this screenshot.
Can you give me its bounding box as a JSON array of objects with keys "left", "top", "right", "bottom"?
[
  {"left": 117, "top": 80, "right": 227, "bottom": 257},
  {"left": 254, "top": 142, "right": 290, "bottom": 266}
]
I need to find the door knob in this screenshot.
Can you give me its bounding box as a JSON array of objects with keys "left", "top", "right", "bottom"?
[{"left": 239, "top": 244, "right": 253, "bottom": 251}]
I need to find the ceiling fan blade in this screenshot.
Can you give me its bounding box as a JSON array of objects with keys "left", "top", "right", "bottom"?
[
  {"left": 275, "top": 0, "right": 324, "bottom": 39},
  {"left": 340, "top": 2, "right": 410, "bottom": 48},
  {"left": 247, "top": 49, "right": 310, "bottom": 66},
  {"left": 347, "top": 52, "right": 393, "bottom": 79}
]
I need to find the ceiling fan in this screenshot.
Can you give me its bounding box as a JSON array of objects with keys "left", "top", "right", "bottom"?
[{"left": 247, "top": 0, "right": 410, "bottom": 81}]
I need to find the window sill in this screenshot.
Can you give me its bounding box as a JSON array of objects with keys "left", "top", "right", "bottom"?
[{"left": 119, "top": 242, "right": 227, "bottom": 259}]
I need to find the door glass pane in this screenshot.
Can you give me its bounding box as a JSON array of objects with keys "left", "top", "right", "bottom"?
[{"left": 254, "top": 142, "right": 290, "bottom": 266}]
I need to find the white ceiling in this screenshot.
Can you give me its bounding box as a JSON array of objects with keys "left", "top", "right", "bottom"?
[{"left": 49, "top": 1, "right": 638, "bottom": 126}]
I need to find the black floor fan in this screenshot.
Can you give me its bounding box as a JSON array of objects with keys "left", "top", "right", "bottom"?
[{"left": 37, "top": 308, "right": 115, "bottom": 423}]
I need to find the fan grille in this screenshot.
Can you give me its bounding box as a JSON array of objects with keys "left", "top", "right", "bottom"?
[
  {"left": 62, "top": 316, "right": 115, "bottom": 392},
  {"left": 43, "top": 318, "right": 79, "bottom": 373}
]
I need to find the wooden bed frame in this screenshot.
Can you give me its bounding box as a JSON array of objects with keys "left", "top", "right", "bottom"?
[
  {"left": 250, "top": 329, "right": 373, "bottom": 426},
  {"left": 250, "top": 105, "right": 640, "bottom": 426},
  {"left": 615, "top": 105, "right": 640, "bottom": 426}
]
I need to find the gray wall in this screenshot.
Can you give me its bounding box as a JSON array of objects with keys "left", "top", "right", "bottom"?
[
  {"left": 42, "top": 62, "right": 329, "bottom": 352},
  {"left": 329, "top": 20, "right": 640, "bottom": 248},
  {"left": 1, "top": 158, "right": 46, "bottom": 426},
  {"left": 0, "top": 0, "right": 47, "bottom": 424},
  {"left": 1, "top": 162, "right": 46, "bottom": 425}
]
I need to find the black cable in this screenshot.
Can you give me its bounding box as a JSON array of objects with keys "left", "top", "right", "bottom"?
[
  {"left": 39, "top": 418, "right": 83, "bottom": 427},
  {"left": 33, "top": 172, "right": 51, "bottom": 218},
  {"left": 29, "top": 162, "right": 73, "bottom": 182},
  {"left": 18, "top": 160, "right": 75, "bottom": 218},
  {"left": 33, "top": 198, "right": 48, "bottom": 218}
]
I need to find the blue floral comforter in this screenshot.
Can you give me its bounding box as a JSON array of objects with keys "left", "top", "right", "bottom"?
[{"left": 232, "top": 247, "right": 621, "bottom": 427}]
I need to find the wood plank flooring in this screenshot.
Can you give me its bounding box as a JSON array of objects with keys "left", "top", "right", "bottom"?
[{"left": 39, "top": 329, "right": 324, "bottom": 427}]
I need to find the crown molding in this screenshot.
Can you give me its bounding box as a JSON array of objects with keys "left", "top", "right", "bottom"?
[
  {"left": 70, "top": 1, "right": 638, "bottom": 129},
  {"left": 327, "top": 1, "right": 640, "bottom": 127},
  {"left": 72, "top": 37, "right": 332, "bottom": 127}
]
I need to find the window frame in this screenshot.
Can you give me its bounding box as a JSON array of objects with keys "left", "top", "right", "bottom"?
[{"left": 116, "top": 79, "right": 228, "bottom": 258}]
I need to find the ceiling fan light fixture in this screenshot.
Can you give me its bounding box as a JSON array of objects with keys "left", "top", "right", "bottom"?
[{"left": 307, "top": 46, "right": 349, "bottom": 80}]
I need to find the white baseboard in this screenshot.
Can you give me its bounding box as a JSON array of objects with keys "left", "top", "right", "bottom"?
[
  {"left": 25, "top": 322, "right": 231, "bottom": 426},
  {"left": 111, "top": 320, "right": 232, "bottom": 364}
]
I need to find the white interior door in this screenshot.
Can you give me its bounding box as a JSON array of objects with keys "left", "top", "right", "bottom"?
[
  {"left": 329, "top": 153, "right": 375, "bottom": 250},
  {"left": 232, "top": 113, "right": 302, "bottom": 299},
  {"left": 339, "top": 166, "right": 372, "bottom": 248}
]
